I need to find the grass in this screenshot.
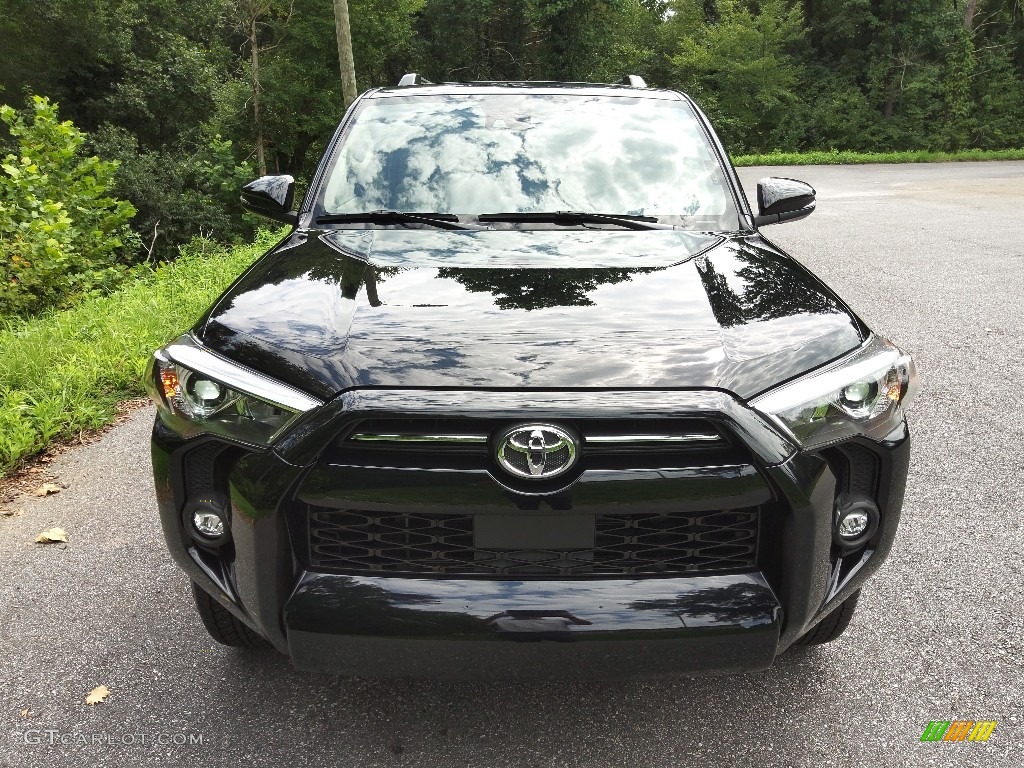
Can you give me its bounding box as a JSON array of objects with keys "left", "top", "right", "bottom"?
[
  {"left": 0, "top": 230, "right": 283, "bottom": 477},
  {"left": 732, "top": 147, "right": 1024, "bottom": 166}
]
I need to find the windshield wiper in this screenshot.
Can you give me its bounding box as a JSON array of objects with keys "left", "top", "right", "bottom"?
[
  {"left": 477, "top": 211, "right": 671, "bottom": 230},
  {"left": 316, "top": 210, "right": 479, "bottom": 230}
]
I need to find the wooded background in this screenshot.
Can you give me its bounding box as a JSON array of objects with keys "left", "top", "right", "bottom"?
[{"left": 1, "top": 0, "right": 1022, "bottom": 267}]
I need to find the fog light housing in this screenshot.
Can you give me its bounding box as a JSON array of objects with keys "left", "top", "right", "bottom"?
[
  {"left": 833, "top": 495, "right": 879, "bottom": 550},
  {"left": 182, "top": 495, "right": 231, "bottom": 548}
]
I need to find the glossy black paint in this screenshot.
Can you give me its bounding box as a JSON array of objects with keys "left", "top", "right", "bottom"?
[
  {"left": 284, "top": 572, "right": 782, "bottom": 679},
  {"left": 195, "top": 229, "right": 863, "bottom": 402},
  {"left": 755, "top": 177, "right": 816, "bottom": 227},
  {"left": 240, "top": 175, "right": 297, "bottom": 225}
]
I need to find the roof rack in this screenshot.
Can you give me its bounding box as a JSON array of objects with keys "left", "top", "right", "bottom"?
[
  {"left": 621, "top": 75, "right": 648, "bottom": 88},
  {"left": 398, "top": 73, "right": 434, "bottom": 86}
]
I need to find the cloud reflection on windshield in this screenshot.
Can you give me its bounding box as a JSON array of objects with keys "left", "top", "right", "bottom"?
[{"left": 322, "top": 94, "right": 737, "bottom": 227}]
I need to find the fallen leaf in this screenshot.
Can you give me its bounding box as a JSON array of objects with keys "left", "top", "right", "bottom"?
[
  {"left": 35, "top": 527, "right": 68, "bottom": 544},
  {"left": 34, "top": 483, "right": 62, "bottom": 497},
  {"left": 20, "top": 709, "right": 31, "bottom": 719},
  {"left": 85, "top": 685, "right": 110, "bottom": 706}
]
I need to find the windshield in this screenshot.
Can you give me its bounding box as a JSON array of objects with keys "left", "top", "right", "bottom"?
[{"left": 317, "top": 93, "right": 740, "bottom": 230}]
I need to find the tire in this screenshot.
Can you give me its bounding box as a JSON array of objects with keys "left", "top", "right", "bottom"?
[
  {"left": 795, "top": 589, "right": 861, "bottom": 646},
  {"left": 190, "top": 582, "right": 266, "bottom": 648}
]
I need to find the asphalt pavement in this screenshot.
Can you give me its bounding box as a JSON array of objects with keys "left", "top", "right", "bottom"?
[{"left": 1, "top": 162, "right": 1022, "bottom": 767}]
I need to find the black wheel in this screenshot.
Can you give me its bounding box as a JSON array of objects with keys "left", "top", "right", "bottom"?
[
  {"left": 190, "top": 582, "right": 266, "bottom": 648},
  {"left": 795, "top": 590, "right": 861, "bottom": 646}
]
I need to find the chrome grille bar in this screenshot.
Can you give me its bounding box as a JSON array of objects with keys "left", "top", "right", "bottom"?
[
  {"left": 585, "top": 433, "right": 724, "bottom": 445},
  {"left": 350, "top": 433, "right": 488, "bottom": 444}
]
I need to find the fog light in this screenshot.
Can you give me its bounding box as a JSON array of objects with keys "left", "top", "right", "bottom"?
[
  {"left": 837, "top": 509, "right": 869, "bottom": 539},
  {"left": 832, "top": 494, "right": 879, "bottom": 550},
  {"left": 192, "top": 509, "right": 226, "bottom": 538},
  {"left": 183, "top": 495, "right": 231, "bottom": 548}
]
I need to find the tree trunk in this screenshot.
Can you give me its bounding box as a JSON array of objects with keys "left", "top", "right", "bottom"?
[
  {"left": 250, "top": 12, "right": 267, "bottom": 176},
  {"left": 963, "top": 0, "right": 978, "bottom": 31},
  {"left": 333, "top": 0, "right": 358, "bottom": 108}
]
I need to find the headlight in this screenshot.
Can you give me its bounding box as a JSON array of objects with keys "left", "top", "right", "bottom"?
[
  {"left": 750, "top": 334, "right": 919, "bottom": 451},
  {"left": 145, "top": 337, "right": 323, "bottom": 446}
]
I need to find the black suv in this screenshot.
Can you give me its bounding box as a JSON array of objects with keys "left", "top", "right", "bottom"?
[{"left": 146, "top": 76, "right": 918, "bottom": 679}]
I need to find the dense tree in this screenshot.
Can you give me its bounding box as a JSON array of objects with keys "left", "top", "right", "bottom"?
[{"left": 668, "top": 0, "right": 808, "bottom": 152}]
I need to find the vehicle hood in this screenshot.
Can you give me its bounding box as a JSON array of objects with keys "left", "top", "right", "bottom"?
[{"left": 197, "top": 229, "right": 864, "bottom": 401}]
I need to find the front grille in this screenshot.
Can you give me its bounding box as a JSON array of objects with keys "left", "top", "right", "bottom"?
[
  {"left": 332, "top": 416, "right": 751, "bottom": 471},
  {"left": 308, "top": 508, "right": 760, "bottom": 577}
]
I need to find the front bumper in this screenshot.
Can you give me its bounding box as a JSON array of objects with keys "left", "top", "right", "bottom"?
[
  {"left": 286, "top": 572, "right": 780, "bottom": 679},
  {"left": 151, "top": 389, "right": 910, "bottom": 679}
]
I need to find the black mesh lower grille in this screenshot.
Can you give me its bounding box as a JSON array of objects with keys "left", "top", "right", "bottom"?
[
  {"left": 308, "top": 508, "right": 760, "bottom": 577},
  {"left": 827, "top": 443, "right": 880, "bottom": 497},
  {"left": 183, "top": 442, "right": 229, "bottom": 496}
]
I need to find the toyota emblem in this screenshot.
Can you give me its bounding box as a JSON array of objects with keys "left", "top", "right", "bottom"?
[{"left": 495, "top": 424, "right": 578, "bottom": 480}]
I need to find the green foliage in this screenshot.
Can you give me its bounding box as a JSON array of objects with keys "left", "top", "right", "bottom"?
[
  {"left": 0, "top": 1, "right": 239, "bottom": 266},
  {"left": 943, "top": 29, "right": 974, "bottom": 150},
  {"left": 970, "top": 43, "right": 1024, "bottom": 149},
  {"left": 90, "top": 126, "right": 255, "bottom": 262},
  {"left": 0, "top": 1, "right": 231, "bottom": 143},
  {"left": 732, "top": 148, "right": 1024, "bottom": 166},
  {"left": 668, "top": 0, "right": 808, "bottom": 153},
  {"left": 530, "top": 0, "right": 626, "bottom": 81},
  {"left": 411, "top": 0, "right": 532, "bottom": 81},
  {"left": 351, "top": 0, "right": 427, "bottom": 87},
  {"left": 3, "top": 2, "right": 1023, "bottom": 163},
  {"left": 798, "top": 0, "right": 1024, "bottom": 152},
  {"left": 214, "top": 0, "right": 425, "bottom": 178},
  {"left": 0, "top": 96, "right": 139, "bottom": 317},
  {"left": 410, "top": 0, "right": 653, "bottom": 83},
  {"left": 0, "top": 230, "right": 282, "bottom": 475}
]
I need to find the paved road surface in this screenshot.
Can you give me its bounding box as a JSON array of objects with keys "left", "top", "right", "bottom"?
[{"left": 1, "top": 162, "right": 1022, "bottom": 767}]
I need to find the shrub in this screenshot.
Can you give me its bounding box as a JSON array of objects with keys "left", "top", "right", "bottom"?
[
  {"left": 90, "top": 125, "right": 257, "bottom": 264},
  {"left": 0, "top": 96, "right": 140, "bottom": 317}
]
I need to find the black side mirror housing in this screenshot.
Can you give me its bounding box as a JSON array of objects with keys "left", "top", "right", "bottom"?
[
  {"left": 241, "top": 175, "right": 298, "bottom": 225},
  {"left": 754, "top": 177, "right": 815, "bottom": 227}
]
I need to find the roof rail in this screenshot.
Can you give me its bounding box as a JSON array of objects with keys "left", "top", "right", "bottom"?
[
  {"left": 398, "top": 73, "right": 433, "bottom": 87},
  {"left": 622, "top": 75, "right": 648, "bottom": 88}
]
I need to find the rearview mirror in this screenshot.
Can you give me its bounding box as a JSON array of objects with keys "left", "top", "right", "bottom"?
[
  {"left": 241, "top": 175, "right": 298, "bottom": 225},
  {"left": 754, "top": 178, "right": 815, "bottom": 227}
]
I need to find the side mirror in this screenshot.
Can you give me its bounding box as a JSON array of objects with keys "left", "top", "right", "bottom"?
[
  {"left": 754, "top": 177, "right": 815, "bottom": 227},
  {"left": 241, "top": 175, "right": 298, "bottom": 225}
]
